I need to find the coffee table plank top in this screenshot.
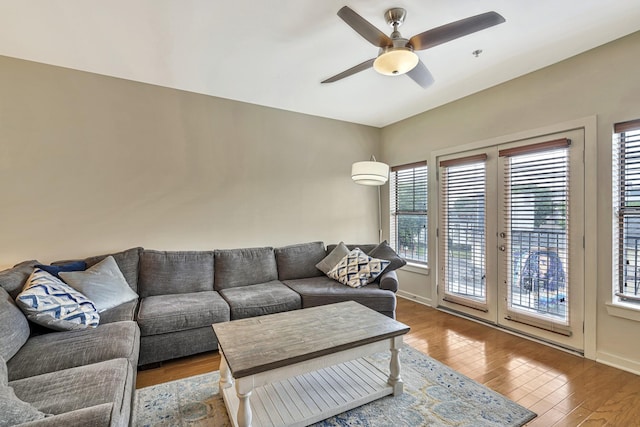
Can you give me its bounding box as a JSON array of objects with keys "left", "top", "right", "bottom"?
[{"left": 213, "top": 301, "right": 409, "bottom": 378}]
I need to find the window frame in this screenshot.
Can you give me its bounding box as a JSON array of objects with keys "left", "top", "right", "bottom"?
[
  {"left": 613, "top": 119, "right": 640, "bottom": 307},
  {"left": 389, "top": 161, "right": 428, "bottom": 266}
]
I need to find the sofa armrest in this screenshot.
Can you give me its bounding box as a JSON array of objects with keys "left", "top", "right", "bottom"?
[
  {"left": 18, "top": 403, "right": 114, "bottom": 427},
  {"left": 378, "top": 270, "right": 399, "bottom": 293}
]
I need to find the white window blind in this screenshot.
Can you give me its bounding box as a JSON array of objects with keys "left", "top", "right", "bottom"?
[
  {"left": 390, "top": 161, "right": 428, "bottom": 264},
  {"left": 439, "top": 155, "right": 487, "bottom": 309},
  {"left": 501, "top": 139, "right": 571, "bottom": 334},
  {"left": 613, "top": 119, "right": 640, "bottom": 303}
]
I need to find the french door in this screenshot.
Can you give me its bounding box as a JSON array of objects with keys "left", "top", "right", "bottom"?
[{"left": 437, "top": 130, "right": 584, "bottom": 351}]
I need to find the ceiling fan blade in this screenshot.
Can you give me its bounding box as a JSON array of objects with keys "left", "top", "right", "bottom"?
[
  {"left": 407, "top": 60, "right": 435, "bottom": 89},
  {"left": 337, "top": 6, "right": 393, "bottom": 48},
  {"left": 321, "top": 58, "right": 376, "bottom": 84},
  {"left": 409, "top": 11, "right": 505, "bottom": 51}
]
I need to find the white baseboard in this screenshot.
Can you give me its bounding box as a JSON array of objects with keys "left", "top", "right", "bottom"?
[
  {"left": 397, "top": 290, "right": 432, "bottom": 307},
  {"left": 596, "top": 351, "right": 640, "bottom": 376}
]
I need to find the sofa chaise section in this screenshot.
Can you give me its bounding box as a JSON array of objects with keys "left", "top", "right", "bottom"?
[
  {"left": 283, "top": 275, "right": 397, "bottom": 318},
  {"left": 9, "top": 357, "right": 135, "bottom": 427},
  {"left": 7, "top": 321, "right": 139, "bottom": 382},
  {"left": 0, "top": 264, "right": 140, "bottom": 427}
]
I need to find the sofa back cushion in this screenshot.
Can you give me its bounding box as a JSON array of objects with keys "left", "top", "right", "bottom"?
[
  {"left": 326, "top": 243, "right": 378, "bottom": 254},
  {"left": 214, "top": 247, "right": 277, "bottom": 290},
  {"left": 275, "top": 242, "right": 326, "bottom": 280},
  {"left": 139, "top": 250, "right": 214, "bottom": 297},
  {"left": 0, "top": 286, "right": 30, "bottom": 361},
  {"left": 0, "top": 260, "right": 39, "bottom": 300}
]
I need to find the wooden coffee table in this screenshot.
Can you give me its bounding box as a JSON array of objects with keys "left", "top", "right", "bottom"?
[{"left": 212, "top": 301, "right": 410, "bottom": 427}]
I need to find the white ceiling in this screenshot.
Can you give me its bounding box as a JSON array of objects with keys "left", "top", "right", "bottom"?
[{"left": 1, "top": 1, "right": 640, "bottom": 127}]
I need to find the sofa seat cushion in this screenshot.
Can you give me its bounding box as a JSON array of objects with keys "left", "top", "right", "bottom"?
[
  {"left": 7, "top": 321, "right": 140, "bottom": 381},
  {"left": 137, "top": 291, "right": 230, "bottom": 336},
  {"left": 10, "top": 358, "right": 132, "bottom": 425},
  {"left": 97, "top": 299, "right": 138, "bottom": 324},
  {"left": 283, "top": 276, "right": 396, "bottom": 316},
  {"left": 219, "top": 281, "right": 301, "bottom": 320},
  {"left": 12, "top": 403, "right": 114, "bottom": 427}
]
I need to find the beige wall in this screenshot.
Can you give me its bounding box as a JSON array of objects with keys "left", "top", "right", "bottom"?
[
  {"left": 0, "top": 56, "right": 381, "bottom": 267},
  {"left": 4, "top": 29, "right": 640, "bottom": 372},
  {"left": 381, "top": 30, "right": 640, "bottom": 372}
]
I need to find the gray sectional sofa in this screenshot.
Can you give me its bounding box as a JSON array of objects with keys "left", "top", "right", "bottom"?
[{"left": 0, "top": 241, "right": 400, "bottom": 426}]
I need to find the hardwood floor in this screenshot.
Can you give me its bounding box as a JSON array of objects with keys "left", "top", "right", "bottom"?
[{"left": 136, "top": 297, "right": 640, "bottom": 426}]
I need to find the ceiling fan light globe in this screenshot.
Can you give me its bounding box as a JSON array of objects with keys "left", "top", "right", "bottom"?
[{"left": 373, "top": 49, "right": 419, "bottom": 76}]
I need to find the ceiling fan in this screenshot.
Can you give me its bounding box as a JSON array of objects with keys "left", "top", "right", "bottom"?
[{"left": 322, "top": 6, "right": 506, "bottom": 88}]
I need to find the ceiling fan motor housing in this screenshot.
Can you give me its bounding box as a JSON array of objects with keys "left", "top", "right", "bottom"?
[{"left": 384, "top": 8, "right": 407, "bottom": 28}]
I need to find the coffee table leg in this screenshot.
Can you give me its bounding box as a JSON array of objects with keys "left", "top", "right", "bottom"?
[
  {"left": 218, "top": 346, "right": 233, "bottom": 390},
  {"left": 388, "top": 336, "right": 404, "bottom": 396},
  {"left": 236, "top": 377, "right": 253, "bottom": 427}
]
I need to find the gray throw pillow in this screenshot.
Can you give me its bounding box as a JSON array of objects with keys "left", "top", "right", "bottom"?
[
  {"left": 0, "top": 383, "right": 47, "bottom": 425},
  {"left": 60, "top": 256, "right": 139, "bottom": 313},
  {"left": 315, "top": 242, "right": 350, "bottom": 275},
  {"left": 368, "top": 240, "right": 407, "bottom": 274}
]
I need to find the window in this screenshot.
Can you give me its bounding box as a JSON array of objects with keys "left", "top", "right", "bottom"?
[
  {"left": 439, "top": 155, "right": 487, "bottom": 307},
  {"left": 500, "top": 139, "right": 571, "bottom": 329},
  {"left": 613, "top": 119, "right": 640, "bottom": 304},
  {"left": 390, "top": 161, "right": 427, "bottom": 264}
]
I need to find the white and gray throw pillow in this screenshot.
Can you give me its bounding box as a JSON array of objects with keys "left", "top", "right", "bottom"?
[
  {"left": 16, "top": 269, "right": 100, "bottom": 331},
  {"left": 60, "top": 256, "right": 138, "bottom": 313},
  {"left": 327, "top": 248, "right": 390, "bottom": 288}
]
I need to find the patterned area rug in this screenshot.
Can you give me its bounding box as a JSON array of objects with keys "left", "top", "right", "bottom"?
[{"left": 135, "top": 346, "right": 536, "bottom": 426}]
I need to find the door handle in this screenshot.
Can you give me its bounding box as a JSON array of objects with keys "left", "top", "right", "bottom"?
[{"left": 499, "top": 245, "right": 506, "bottom": 251}]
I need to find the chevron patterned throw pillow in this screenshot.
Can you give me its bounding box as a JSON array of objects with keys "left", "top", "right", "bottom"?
[
  {"left": 16, "top": 268, "right": 100, "bottom": 331},
  {"left": 327, "top": 248, "right": 390, "bottom": 288}
]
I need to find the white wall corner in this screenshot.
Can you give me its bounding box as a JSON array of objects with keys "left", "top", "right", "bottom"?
[
  {"left": 596, "top": 350, "right": 640, "bottom": 376},
  {"left": 397, "top": 291, "right": 432, "bottom": 307}
]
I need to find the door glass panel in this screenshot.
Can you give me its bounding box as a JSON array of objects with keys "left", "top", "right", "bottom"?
[
  {"left": 442, "top": 161, "right": 487, "bottom": 303},
  {"left": 505, "top": 148, "right": 569, "bottom": 324}
]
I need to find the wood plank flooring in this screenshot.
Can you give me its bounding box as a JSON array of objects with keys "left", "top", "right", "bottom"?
[{"left": 136, "top": 297, "right": 640, "bottom": 426}]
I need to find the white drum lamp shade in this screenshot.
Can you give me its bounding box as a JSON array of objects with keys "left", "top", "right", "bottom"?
[{"left": 351, "top": 160, "right": 389, "bottom": 186}]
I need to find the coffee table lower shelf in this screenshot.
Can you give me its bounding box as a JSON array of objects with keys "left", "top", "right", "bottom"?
[{"left": 221, "top": 358, "right": 392, "bottom": 427}]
